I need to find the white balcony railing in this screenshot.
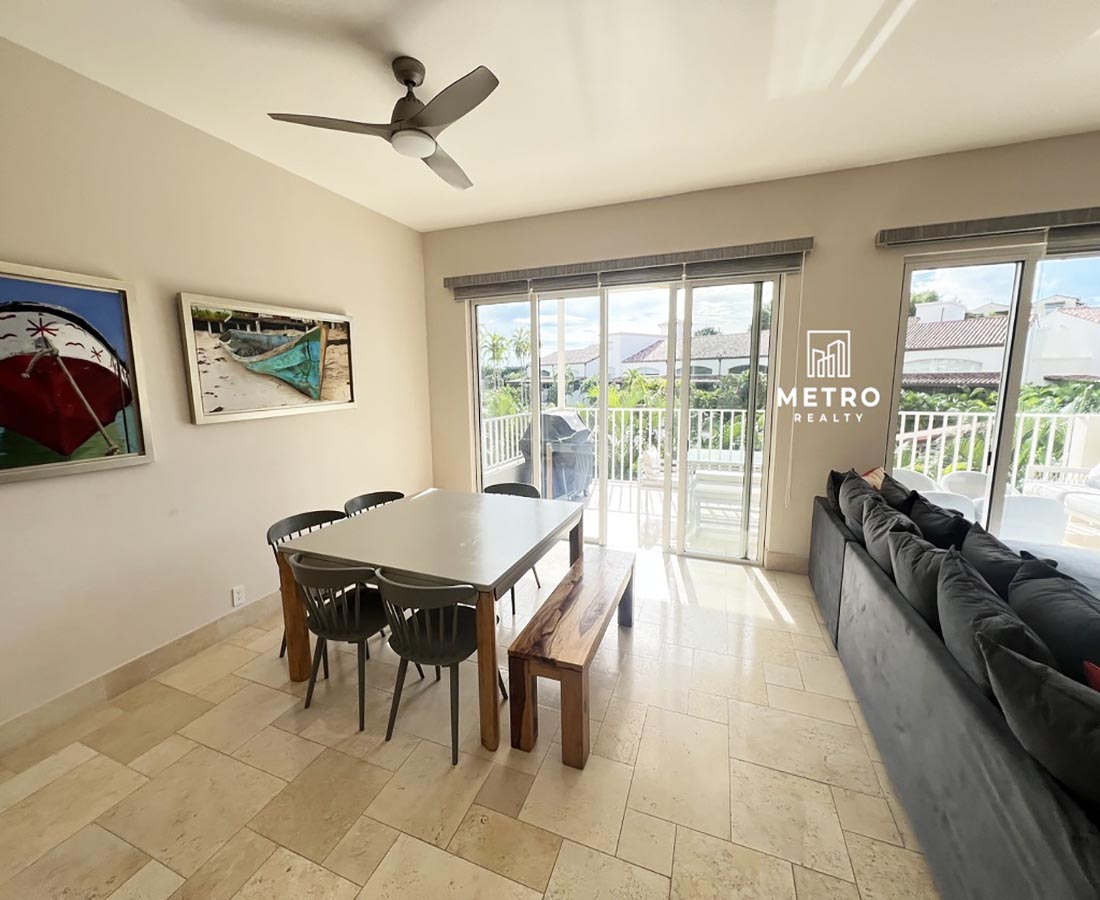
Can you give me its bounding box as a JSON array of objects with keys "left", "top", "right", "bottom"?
[
  {"left": 482, "top": 407, "right": 1085, "bottom": 489},
  {"left": 480, "top": 406, "right": 756, "bottom": 478},
  {"left": 894, "top": 411, "right": 1078, "bottom": 486}
]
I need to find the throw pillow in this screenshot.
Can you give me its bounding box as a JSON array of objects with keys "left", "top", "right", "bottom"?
[
  {"left": 1008, "top": 558, "right": 1100, "bottom": 685},
  {"left": 825, "top": 470, "right": 846, "bottom": 512},
  {"left": 888, "top": 532, "right": 947, "bottom": 632},
  {"left": 879, "top": 472, "right": 917, "bottom": 516},
  {"left": 978, "top": 634, "right": 1100, "bottom": 816},
  {"left": 838, "top": 469, "right": 884, "bottom": 542},
  {"left": 938, "top": 550, "right": 1056, "bottom": 697},
  {"left": 862, "top": 503, "right": 922, "bottom": 578},
  {"left": 909, "top": 493, "right": 970, "bottom": 550},
  {"left": 962, "top": 522, "right": 1049, "bottom": 600},
  {"left": 1086, "top": 662, "right": 1100, "bottom": 692}
]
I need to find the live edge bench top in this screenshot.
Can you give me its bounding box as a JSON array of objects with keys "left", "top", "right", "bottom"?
[{"left": 509, "top": 547, "right": 635, "bottom": 672}]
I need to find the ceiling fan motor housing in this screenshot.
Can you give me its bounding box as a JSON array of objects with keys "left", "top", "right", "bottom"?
[
  {"left": 391, "top": 93, "right": 425, "bottom": 124},
  {"left": 392, "top": 56, "right": 426, "bottom": 88}
]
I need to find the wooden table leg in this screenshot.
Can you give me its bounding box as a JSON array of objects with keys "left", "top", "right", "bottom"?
[
  {"left": 559, "top": 667, "right": 590, "bottom": 769},
  {"left": 509, "top": 655, "right": 538, "bottom": 751},
  {"left": 618, "top": 565, "right": 634, "bottom": 627},
  {"left": 277, "top": 551, "right": 311, "bottom": 682},
  {"left": 569, "top": 516, "right": 584, "bottom": 564},
  {"left": 476, "top": 590, "right": 500, "bottom": 751}
]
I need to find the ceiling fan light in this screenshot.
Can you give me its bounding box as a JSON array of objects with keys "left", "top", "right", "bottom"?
[{"left": 391, "top": 128, "right": 436, "bottom": 159}]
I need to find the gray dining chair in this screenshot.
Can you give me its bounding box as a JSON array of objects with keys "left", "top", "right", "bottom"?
[
  {"left": 267, "top": 510, "right": 346, "bottom": 663},
  {"left": 376, "top": 570, "right": 507, "bottom": 764},
  {"left": 484, "top": 482, "right": 542, "bottom": 614},
  {"left": 344, "top": 490, "right": 405, "bottom": 517},
  {"left": 286, "top": 554, "right": 390, "bottom": 731}
]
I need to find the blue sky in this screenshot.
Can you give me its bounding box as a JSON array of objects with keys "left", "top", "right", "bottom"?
[
  {"left": 475, "top": 256, "right": 1100, "bottom": 367},
  {"left": 911, "top": 256, "right": 1100, "bottom": 309},
  {"left": 0, "top": 275, "right": 130, "bottom": 362}
]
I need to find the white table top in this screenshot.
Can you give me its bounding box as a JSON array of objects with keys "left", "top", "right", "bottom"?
[
  {"left": 687, "top": 448, "right": 744, "bottom": 466},
  {"left": 281, "top": 489, "right": 583, "bottom": 591}
]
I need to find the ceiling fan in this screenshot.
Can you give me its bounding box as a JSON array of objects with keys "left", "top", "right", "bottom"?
[{"left": 269, "top": 56, "right": 498, "bottom": 190}]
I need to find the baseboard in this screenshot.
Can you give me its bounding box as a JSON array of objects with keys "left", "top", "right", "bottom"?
[
  {"left": 763, "top": 550, "right": 810, "bottom": 574},
  {"left": 0, "top": 591, "right": 282, "bottom": 756}
]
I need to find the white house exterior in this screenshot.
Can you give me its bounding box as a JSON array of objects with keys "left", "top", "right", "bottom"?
[{"left": 1021, "top": 306, "right": 1100, "bottom": 384}]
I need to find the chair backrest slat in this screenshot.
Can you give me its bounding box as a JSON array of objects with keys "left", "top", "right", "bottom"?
[
  {"left": 375, "top": 570, "right": 476, "bottom": 662},
  {"left": 344, "top": 491, "right": 405, "bottom": 517},
  {"left": 287, "top": 553, "right": 376, "bottom": 637},
  {"left": 267, "top": 510, "right": 346, "bottom": 560},
  {"left": 484, "top": 482, "right": 540, "bottom": 500}
]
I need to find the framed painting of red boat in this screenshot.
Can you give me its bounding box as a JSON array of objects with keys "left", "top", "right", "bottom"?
[
  {"left": 0, "top": 261, "right": 153, "bottom": 483},
  {"left": 179, "top": 293, "right": 355, "bottom": 424}
]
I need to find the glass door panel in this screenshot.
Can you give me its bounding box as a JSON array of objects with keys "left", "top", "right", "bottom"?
[
  {"left": 745, "top": 281, "right": 774, "bottom": 560},
  {"left": 680, "top": 282, "right": 767, "bottom": 560},
  {"left": 891, "top": 262, "right": 1020, "bottom": 522},
  {"left": 605, "top": 285, "right": 678, "bottom": 550},
  {"left": 989, "top": 255, "right": 1100, "bottom": 550},
  {"left": 537, "top": 293, "right": 601, "bottom": 537},
  {"left": 474, "top": 299, "right": 535, "bottom": 491}
]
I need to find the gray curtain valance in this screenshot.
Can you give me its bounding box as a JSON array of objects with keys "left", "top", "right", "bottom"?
[
  {"left": 446, "top": 237, "right": 813, "bottom": 301},
  {"left": 876, "top": 206, "right": 1100, "bottom": 252}
]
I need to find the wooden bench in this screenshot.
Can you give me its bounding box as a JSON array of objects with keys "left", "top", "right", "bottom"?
[{"left": 507, "top": 547, "right": 635, "bottom": 769}]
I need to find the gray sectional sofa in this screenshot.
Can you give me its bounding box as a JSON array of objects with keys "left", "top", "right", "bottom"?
[{"left": 809, "top": 495, "right": 1100, "bottom": 900}]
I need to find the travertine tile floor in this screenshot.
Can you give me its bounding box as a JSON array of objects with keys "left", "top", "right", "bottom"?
[{"left": 0, "top": 545, "right": 941, "bottom": 899}]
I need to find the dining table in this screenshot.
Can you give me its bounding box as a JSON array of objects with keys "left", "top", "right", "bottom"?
[{"left": 277, "top": 488, "right": 585, "bottom": 751}]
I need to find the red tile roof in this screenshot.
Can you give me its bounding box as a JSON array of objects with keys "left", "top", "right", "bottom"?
[
  {"left": 903, "top": 317, "right": 1009, "bottom": 350},
  {"left": 622, "top": 331, "right": 771, "bottom": 363},
  {"left": 901, "top": 372, "right": 1001, "bottom": 388},
  {"left": 1057, "top": 307, "right": 1100, "bottom": 324},
  {"left": 540, "top": 343, "right": 600, "bottom": 365}
]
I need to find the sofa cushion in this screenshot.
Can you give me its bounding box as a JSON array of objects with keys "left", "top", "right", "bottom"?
[
  {"left": 879, "top": 471, "right": 918, "bottom": 515},
  {"left": 825, "top": 470, "right": 846, "bottom": 512},
  {"left": 1008, "top": 559, "right": 1100, "bottom": 685},
  {"left": 838, "top": 469, "right": 884, "bottom": 542},
  {"left": 1006, "top": 540, "right": 1100, "bottom": 597},
  {"left": 962, "top": 522, "right": 1051, "bottom": 599},
  {"left": 909, "top": 494, "right": 970, "bottom": 550},
  {"left": 979, "top": 634, "right": 1100, "bottom": 816},
  {"left": 938, "top": 550, "right": 1056, "bottom": 697},
  {"left": 888, "top": 532, "right": 947, "bottom": 632},
  {"left": 863, "top": 503, "right": 921, "bottom": 577}
]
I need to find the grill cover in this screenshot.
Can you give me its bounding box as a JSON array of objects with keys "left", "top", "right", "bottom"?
[{"left": 521, "top": 410, "right": 595, "bottom": 501}]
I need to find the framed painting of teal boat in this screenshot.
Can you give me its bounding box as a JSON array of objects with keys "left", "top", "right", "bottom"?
[
  {"left": 179, "top": 293, "right": 355, "bottom": 424},
  {"left": 0, "top": 260, "right": 153, "bottom": 484}
]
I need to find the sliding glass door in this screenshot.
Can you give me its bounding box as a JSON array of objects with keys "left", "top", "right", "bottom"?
[
  {"left": 537, "top": 292, "right": 602, "bottom": 538},
  {"left": 890, "top": 258, "right": 1023, "bottom": 518},
  {"left": 887, "top": 246, "right": 1100, "bottom": 553},
  {"left": 677, "top": 280, "right": 775, "bottom": 560},
  {"left": 986, "top": 254, "right": 1100, "bottom": 549},
  {"left": 473, "top": 298, "right": 535, "bottom": 491},
  {"left": 472, "top": 274, "right": 781, "bottom": 563}
]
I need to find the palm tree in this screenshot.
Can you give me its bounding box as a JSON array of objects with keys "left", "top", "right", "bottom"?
[
  {"left": 510, "top": 327, "right": 532, "bottom": 405},
  {"left": 510, "top": 328, "right": 530, "bottom": 367},
  {"left": 480, "top": 331, "right": 509, "bottom": 388}
]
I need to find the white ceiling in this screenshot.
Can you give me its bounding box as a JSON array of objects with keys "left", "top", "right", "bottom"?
[{"left": 3, "top": 0, "right": 1100, "bottom": 232}]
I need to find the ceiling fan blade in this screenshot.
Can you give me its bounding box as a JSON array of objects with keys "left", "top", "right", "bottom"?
[
  {"left": 406, "top": 66, "right": 498, "bottom": 133},
  {"left": 268, "top": 113, "right": 394, "bottom": 139},
  {"left": 424, "top": 145, "right": 472, "bottom": 190}
]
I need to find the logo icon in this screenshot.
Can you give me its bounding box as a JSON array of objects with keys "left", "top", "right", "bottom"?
[{"left": 806, "top": 330, "right": 851, "bottom": 379}]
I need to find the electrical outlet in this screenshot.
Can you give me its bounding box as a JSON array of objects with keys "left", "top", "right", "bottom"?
[{"left": 231, "top": 585, "right": 246, "bottom": 607}]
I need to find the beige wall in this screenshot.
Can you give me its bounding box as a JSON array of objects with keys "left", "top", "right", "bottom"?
[
  {"left": 422, "top": 130, "right": 1100, "bottom": 569},
  {"left": 0, "top": 40, "right": 432, "bottom": 724}
]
